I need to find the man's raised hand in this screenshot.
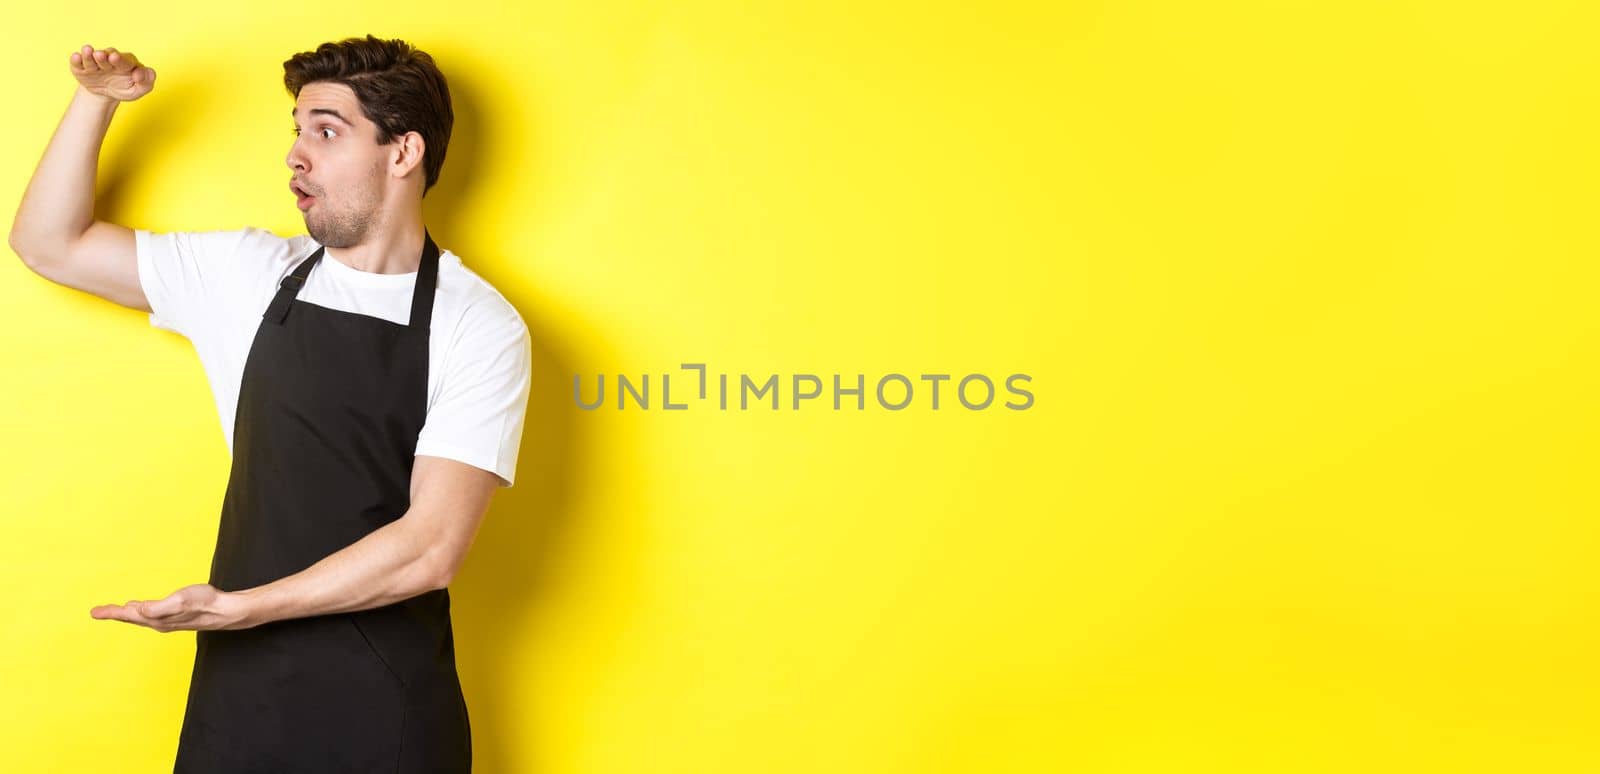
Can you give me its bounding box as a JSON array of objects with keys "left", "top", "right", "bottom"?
[{"left": 69, "top": 44, "right": 156, "bottom": 102}]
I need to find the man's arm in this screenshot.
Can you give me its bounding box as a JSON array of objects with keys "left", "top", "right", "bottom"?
[
  {"left": 90, "top": 454, "right": 501, "bottom": 631},
  {"left": 233, "top": 455, "right": 500, "bottom": 626},
  {"left": 8, "top": 46, "right": 156, "bottom": 311}
]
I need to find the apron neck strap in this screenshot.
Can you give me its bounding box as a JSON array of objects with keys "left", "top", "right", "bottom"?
[
  {"left": 265, "top": 228, "right": 441, "bottom": 330},
  {"left": 410, "top": 229, "right": 441, "bottom": 331}
]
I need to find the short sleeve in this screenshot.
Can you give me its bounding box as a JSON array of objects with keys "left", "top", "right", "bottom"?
[
  {"left": 415, "top": 304, "right": 533, "bottom": 487},
  {"left": 134, "top": 227, "right": 256, "bottom": 337}
]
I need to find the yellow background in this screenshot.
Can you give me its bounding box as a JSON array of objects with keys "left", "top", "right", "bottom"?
[{"left": 3, "top": 1, "right": 1596, "bottom": 772}]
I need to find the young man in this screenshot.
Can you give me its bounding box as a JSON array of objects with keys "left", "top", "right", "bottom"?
[{"left": 8, "top": 35, "right": 530, "bottom": 772}]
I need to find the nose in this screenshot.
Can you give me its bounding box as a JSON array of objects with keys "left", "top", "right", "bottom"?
[{"left": 286, "top": 137, "right": 308, "bottom": 174}]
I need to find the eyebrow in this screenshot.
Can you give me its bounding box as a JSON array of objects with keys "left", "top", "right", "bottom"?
[{"left": 290, "top": 107, "right": 353, "bottom": 127}]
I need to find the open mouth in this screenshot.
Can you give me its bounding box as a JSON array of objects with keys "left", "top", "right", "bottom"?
[{"left": 290, "top": 180, "right": 317, "bottom": 210}]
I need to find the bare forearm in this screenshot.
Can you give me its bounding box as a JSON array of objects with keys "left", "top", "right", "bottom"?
[
  {"left": 89, "top": 456, "right": 495, "bottom": 635},
  {"left": 10, "top": 86, "right": 118, "bottom": 254},
  {"left": 234, "top": 514, "right": 447, "bottom": 628}
]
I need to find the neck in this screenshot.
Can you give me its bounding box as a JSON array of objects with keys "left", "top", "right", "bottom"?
[{"left": 324, "top": 208, "right": 426, "bottom": 275}]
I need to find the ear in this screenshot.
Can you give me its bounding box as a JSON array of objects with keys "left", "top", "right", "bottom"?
[{"left": 389, "top": 130, "right": 427, "bottom": 182}]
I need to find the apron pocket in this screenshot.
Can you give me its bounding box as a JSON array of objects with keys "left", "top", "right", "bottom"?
[{"left": 348, "top": 611, "right": 407, "bottom": 689}]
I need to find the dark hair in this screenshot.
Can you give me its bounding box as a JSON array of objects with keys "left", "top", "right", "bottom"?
[{"left": 283, "top": 34, "right": 453, "bottom": 196}]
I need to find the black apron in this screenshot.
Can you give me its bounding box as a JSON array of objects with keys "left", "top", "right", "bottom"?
[{"left": 173, "top": 230, "right": 471, "bottom": 773}]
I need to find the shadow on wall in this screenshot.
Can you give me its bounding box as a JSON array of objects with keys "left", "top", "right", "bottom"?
[{"left": 422, "top": 67, "right": 592, "bottom": 774}]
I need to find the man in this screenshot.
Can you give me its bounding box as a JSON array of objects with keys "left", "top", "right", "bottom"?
[{"left": 8, "top": 35, "right": 531, "bottom": 772}]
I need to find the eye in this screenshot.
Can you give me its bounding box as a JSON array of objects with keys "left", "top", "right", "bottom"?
[{"left": 320, "top": 127, "right": 336, "bottom": 139}]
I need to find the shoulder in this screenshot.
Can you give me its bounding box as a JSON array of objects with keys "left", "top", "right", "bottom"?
[
  {"left": 231, "top": 228, "right": 321, "bottom": 297},
  {"left": 139, "top": 225, "right": 313, "bottom": 277},
  {"left": 133, "top": 225, "right": 314, "bottom": 325},
  {"left": 437, "top": 252, "right": 529, "bottom": 350}
]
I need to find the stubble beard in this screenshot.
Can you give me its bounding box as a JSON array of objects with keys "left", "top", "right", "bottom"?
[{"left": 305, "top": 171, "right": 384, "bottom": 248}]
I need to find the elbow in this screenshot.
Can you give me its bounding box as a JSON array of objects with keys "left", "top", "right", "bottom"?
[
  {"left": 10, "top": 217, "right": 90, "bottom": 268},
  {"left": 417, "top": 549, "right": 458, "bottom": 593},
  {"left": 7, "top": 227, "right": 32, "bottom": 266},
  {"left": 424, "top": 564, "right": 454, "bottom": 593},
  {"left": 404, "top": 517, "right": 467, "bottom": 593},
  {"left": 8, "top": 226, "right": 53, "bottom": 270},
  {"left": 424, "top": 567, "right": 455, "bottom": 593}
]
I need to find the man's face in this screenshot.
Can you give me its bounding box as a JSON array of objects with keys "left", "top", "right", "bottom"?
[{"left": 286, "top": 82, "right": 391, "bottom": 248}]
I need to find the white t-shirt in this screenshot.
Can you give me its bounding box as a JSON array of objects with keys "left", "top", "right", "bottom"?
[{"left": 135, "top": 226, "right": 531, "bottom": 488}]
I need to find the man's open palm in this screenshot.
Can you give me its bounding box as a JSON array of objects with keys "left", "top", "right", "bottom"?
[
  {"left": 70, "top": 45, "right": 155, "bottom": 102},
  {"left": 90, "top": 583, "right": 249, "bottom": 632}
]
